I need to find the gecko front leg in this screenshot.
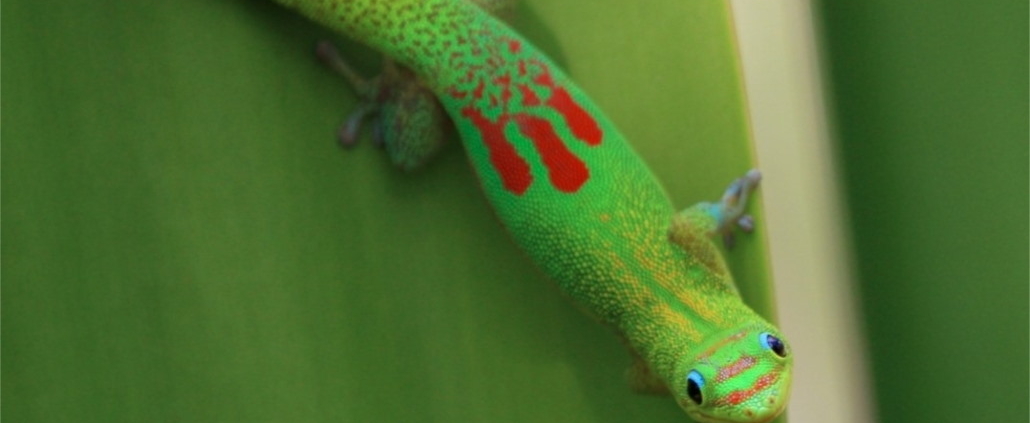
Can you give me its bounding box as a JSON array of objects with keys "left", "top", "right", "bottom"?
[
  {"left": 672, "top": 169, "right": 762, "bottom": 249},
  {"left": 667, "top": 169, "right": 762, "bottom": 292}
]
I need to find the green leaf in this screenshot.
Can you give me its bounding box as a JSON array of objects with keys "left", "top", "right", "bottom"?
[{"left": 2, "top": 1, "right": 781, "bottom": 422}]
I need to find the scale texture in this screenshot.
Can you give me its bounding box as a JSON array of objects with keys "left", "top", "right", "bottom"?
[{"left": 275, "top": 1, "right": 792, "bottom": 421}]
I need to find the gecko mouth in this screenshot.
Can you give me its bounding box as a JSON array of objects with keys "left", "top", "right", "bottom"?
[{"left": 738, "top": 382, "right": 790, "bottom": 422}]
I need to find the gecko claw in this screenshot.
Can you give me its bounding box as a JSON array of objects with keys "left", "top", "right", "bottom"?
[
  {"left": 736, "top": 215, "right": 755, "bottom": 233},
  {"left": 338, "top": 103, "right": 376, "bottom": 148},
  {"left": 316, "top": 40, "right": 386, "bottom": 149}
]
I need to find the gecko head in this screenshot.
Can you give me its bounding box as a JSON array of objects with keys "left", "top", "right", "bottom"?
[{"left": 671, "top": 323, "right": 793, "bottom": 423}]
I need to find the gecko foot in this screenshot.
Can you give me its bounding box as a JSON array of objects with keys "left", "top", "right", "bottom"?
[
  {"left": 670, "top": 170, "right": 762, "bottom": 250},
  {"left": 715, "top": 169, "right": 761, "bottom": 249},
  {"left": 314, "top": 40, "right": 449, "bottom": 171}
]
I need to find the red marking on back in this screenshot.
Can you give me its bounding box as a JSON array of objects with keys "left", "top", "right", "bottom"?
[
  {"left": 532, "top": 70, "right": 555, "bottom": 87},
  {"left": 443, "top": 36, "right": 605, "bottom": 195},
  {"left": 447, "top": 87, "right": 467, "bottom": 100},
  {"left": 532, "top": 71, "right": 602, "bottom": 145},
  {"left": 721, "top": 372, "right": 779, "bottom": 406},
  {"left": 494, "top": 75, "right": 512, "bottom": 104},
  {"left": 472, "top": 80, "right": 485, "bottom": 100},
  {"left": 515, "top": 115, "right": 590, "bottom": 193},
  {"left": 462, "top": 107, "right": 532, "bottom": 195},
  {"left": 519, "top": 84, "right": 541, "bottom": 106},
  {"left": 546, "top": 88, "right": 603, "bottom": 145}
]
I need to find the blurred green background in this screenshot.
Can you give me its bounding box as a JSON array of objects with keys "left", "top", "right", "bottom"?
[
  {"left": 815, "top": 1, "right": 1028, "bottom": 422},
  {"left": 5, "top": 0, "right": 1028, "bottom": 422},
  {"left": 3, "top": 1, "right": 777, "bottom": 422}
]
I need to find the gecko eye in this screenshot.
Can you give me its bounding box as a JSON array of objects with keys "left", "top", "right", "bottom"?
[
  {"left": 686, "top": 370, "right": 705, "bottom": 405},
  {"left": 759, "top": 332, "right": 787, "bottom": 357}
]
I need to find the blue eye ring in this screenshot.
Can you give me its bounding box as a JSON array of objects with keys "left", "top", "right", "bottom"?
[
  {"left": 686, "top": 370, "right": 705, "bottom": 404},
  {"left": 759, "top": 332, "right": 787, "bottom": 357}
]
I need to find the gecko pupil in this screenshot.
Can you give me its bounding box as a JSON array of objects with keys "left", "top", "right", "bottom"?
[
  {"left": 685, "top": 370, "right": 705, "bottom": 405},
  {"left": 683, "top": 370, "right": 708, "bottom": 403},
  {"left": 764, "top": 333, "right": 787, "bottom": 357},
  {"left": 686, "top": 379, "right": 703, "bottom": 404}
]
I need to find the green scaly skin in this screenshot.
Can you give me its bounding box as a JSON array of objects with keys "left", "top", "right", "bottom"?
[{"left": 274, "top": 1, "right": 793, "bottom": 421}]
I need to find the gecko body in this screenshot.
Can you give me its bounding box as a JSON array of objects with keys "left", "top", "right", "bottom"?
[{"left": 274, "top": 1, "right": 792, "bottom": 421}]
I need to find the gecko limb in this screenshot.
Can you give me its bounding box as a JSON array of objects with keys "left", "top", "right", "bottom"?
[{"left": 316, "top": 41, "right": 449, "bottom": 171}]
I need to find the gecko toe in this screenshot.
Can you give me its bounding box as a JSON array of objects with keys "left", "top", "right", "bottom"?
[{"left": 737, "top": 215, "right": 755, "bottom": 233}]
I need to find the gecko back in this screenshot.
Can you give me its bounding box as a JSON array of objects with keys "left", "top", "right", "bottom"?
[{"left": 274, "top": 1, "right": 793, "bottom": 421}]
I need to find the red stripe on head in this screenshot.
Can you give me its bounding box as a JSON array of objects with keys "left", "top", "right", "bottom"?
[
  {"left": 715, "top": 355, "right": 757, "bottom": 383},
  {"left": 720, "top": 372, "right": 780, "bottom": 406},
  {"left": 695, "top": 330, "right": 749, "bottom": 361}
]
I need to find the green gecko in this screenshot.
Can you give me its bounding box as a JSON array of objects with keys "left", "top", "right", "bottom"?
[{"left": 274, "top": 0, "right": 792, "bottom": 421}]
